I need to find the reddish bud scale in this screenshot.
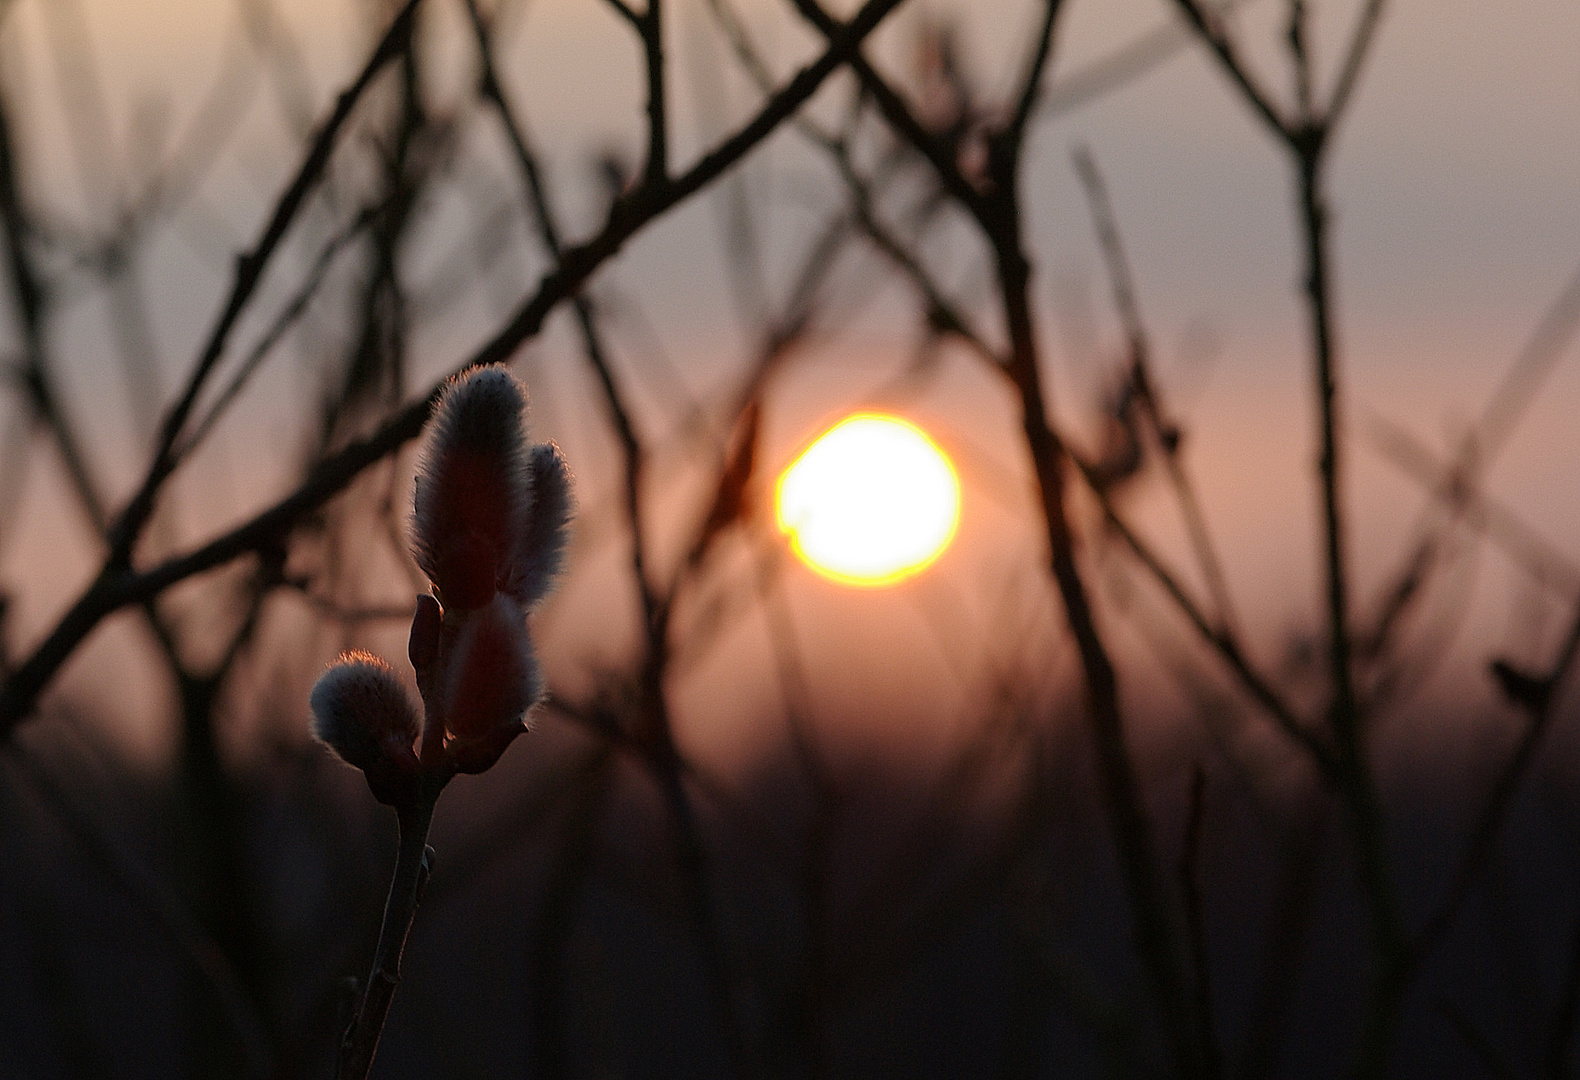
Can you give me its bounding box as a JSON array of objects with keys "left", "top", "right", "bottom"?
[{"left": 441, "top": 594, "right": 540, "bottom": 744}]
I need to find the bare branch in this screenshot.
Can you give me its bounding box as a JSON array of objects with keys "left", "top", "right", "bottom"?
[
  {"left": 784, "top": 0, "right": 989, "bottom": 217},
  {"left": 107, "top": 0, "right": 423, "bottom": 567},
  {"left": 1326, "top": 0, "right": 1387, "bottom": 125},
  {"left": 0, "top": 82, "right": 109, "bottom": 530},
  {"left": 1360, "top": 410, "right": 1580, "bottom": 599},
  {"left": 1409, "top": 585, "right": 1580, "bottom": 970},
  {"left": 600, "top": 0, "right": 642, "bottom": 29},
  {"left": 180, "top": 206, "right": 379, "bottom": 459},
  {"left": 1169, "top": 0, "right": 1289, "bottom": 139},
  {"left": 1179, "top": 765, "right": 1222, "bottom": 1078},
  {"left": 1285, "top": 0, "right": 1313, "bottom": 123},
  {"left": 1088, "top": 470, "right": 1333, "bottom": 775},
  {"left": 0, "top": 0, "right": 910, "bottom": 733},
  {"left": 3, "top": 744, "right": 274, "bottom": 1079},
  {"left": 1071, "top": 145, "right": 1240, "bottom": 639},
  {"left": 1001, "top": 0, "right": 1060, "bottom": 155}
]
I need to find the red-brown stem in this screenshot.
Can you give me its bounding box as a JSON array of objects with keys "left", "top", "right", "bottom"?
[{"left": 337, "top": 785, "right": 441, "bottom": 1080}]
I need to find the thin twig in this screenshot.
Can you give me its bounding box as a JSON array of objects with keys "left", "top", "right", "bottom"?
[
  {"left": 1326, "top": 0, "right": 1388, "bottom": 125},
  {"left": 1, "top": 744, "right": 274, "bottom": 1079},
  {"left": 1169, "top": 0, "right": 1289, "bottom": 138},
  {"left": 1360, "top": 410, "right": 1580, "bottom": 599},
  {"left": 1410, "top": 592, "right": 1580, "bottom": 968},
  {"left": 1179, "top": 765, "right": 1222, "bottom": 1078},
  {"left": 0, "top": 0, "right": 909, "bottom": 734},
  {"left": 180, "top": 205, "right": 381, "bottom": 460},
  {"left": 1547, "top": 901, "right": 1580, "bottom": 1080},
  {"left": 1358, "top": 257, "right": 1580, "bottom": 662},
  {"left": 1169, "top": 4, "right": 1408, "bottom": 1072},
  {"left": 106, "top": 0, "right": 423, "bottom": 566},
  {"left": 337, "top": 792, "right": 439, "bottom": 1080},
  {"left": 0, "top": 79, "right": 109, "bottom": 530},
  {"left": 1071, "top": 144, "right": 1240, "bottom": 639},
  {"left": 787, "top": 0, "right": 1205, "bottom": 1072}
]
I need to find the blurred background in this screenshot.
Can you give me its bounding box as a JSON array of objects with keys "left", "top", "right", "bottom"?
[{"left": 0, "top": 0, "right": 1578, "bottom": 1076}]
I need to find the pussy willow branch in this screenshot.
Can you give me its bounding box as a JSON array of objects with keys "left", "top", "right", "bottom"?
[
  {"left": 336, "top": 786, "right": 440, "bottom": 1080},
  {"left": 1071, "top": 145, "right": 1240, "bottom": 639},
  {"left": 815, "top": 80, "right": 1323, "bottom": 786},
  {"left": 106, "top": 0, "right": 422, "bottom": 568},
  {"left": 0, "top": 0, "right": 909, "bottom": 736},
  {"left": 0, "top": 84, "right": 108, "bottom": 532},
  {"left": 1169, "top": 3, "right": 1405, "bottom": 1074},
  {"left": 785, "top": 1, "right": 1208, "bottom": 1074},
  {"left": 1358, "top": 259, "right": 1580, "bottom": 664},
  {"left": 1409, "top": 589, "right": 1580, "bottom": 971}
]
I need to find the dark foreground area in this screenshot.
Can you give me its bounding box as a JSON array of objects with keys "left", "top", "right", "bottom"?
[{"left": 1, "top": 689, "right": 1575, "bottom": 1080}]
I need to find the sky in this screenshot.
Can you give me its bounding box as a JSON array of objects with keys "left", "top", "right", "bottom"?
[{"left": 1, "top": 0, "right": 1578, "bottom": 756}]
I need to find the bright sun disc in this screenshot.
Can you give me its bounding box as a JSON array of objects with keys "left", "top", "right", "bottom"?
[{"left": 775, "top": 413, "right": 960, "bottom": 587}]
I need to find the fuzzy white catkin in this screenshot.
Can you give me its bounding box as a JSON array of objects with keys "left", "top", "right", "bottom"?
[
  {"left": 411, "top": 366, "right": 535, "bottom": 609},
  {"left": 505, "top": 441, "right": 573, "bottom": 608},
  {"left": 309, "top": 652, "right": 421, "bottom": 768}
]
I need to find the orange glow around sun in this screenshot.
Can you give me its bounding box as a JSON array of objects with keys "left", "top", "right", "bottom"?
[{"left": 775, "top": 413, "right": 961, "bottom": 587}]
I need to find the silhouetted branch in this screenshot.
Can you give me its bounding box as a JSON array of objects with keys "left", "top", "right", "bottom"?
[
  {"left": 1360, "top": 410, "right": 1580, "bottom": 598},
  {"left": 1547, "top": 902, "right": 1580, "bottom": 1080},
  {"left": 1408, "top": 591, "right": 1580, "bottom": 974},
  {"left": 1326, "top": 0, "right": 1388, "bottom": 125},
  {"left": 2, "top": 744, "right": 274, "bottom": 1079},
  {"left": 1179, "top": 765, "right": 1221, "bottom": 1079},
  {"left": 0, "top": 0, "right": 909, "bottom": 734},
  {"left": 107, "top": 0, "right": 424, "bottom": 568},
  {"left": 1285, "top": 0, "right": 1313, "bottom": 123},
  {"left": 180, "top": 205, "right": 381, "bottom": 459},
  {"left": 1072, "top": 144, "right": 1240, "bottom": 640},
  {"left": 1358, "top": 238, "right": 1580, "bottom": 672},
  {"left": 337, "top": 800, "right": 436, "bottom": 1080},
  {"left": 0, "top": 80, "right": 109, "bottom": 530},
  {"left": 1169, "top": 0, "right": 1288, "bottom": 137},
  {"left": 788, "top": 1, "right": 1207, "bottom": 1073},
  {"left": 1169, "top": 5, "right": 1408, "bottom": 1071}
]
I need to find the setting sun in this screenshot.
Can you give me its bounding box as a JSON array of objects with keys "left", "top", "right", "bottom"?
[{"left": 775, "top": 413, "right": 961, "bottom": 587}]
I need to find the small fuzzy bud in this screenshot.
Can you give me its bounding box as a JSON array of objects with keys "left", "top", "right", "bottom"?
[
  {"left": 412, "top": 366, "right": 533, "bottom": 611},
  {"left": 310, "top": 652, "right": 422, "bottom": 804},
  {"left": 439, "top": 594, "right": 542, "bottom": 772},
  {"left": 504, "top": 442, "right": 573, "bottom": 608}
]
